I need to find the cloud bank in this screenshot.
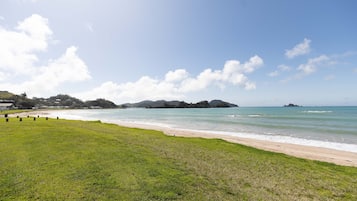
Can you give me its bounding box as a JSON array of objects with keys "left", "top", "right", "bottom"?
[
  {"left": 0, "top": 14, "right": 91, "bottom": 97},
  {"left": 76, "top": 56, "right": 263, "bottom": 102}
]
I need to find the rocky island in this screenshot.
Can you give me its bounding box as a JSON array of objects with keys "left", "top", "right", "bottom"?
[{"left": 284, "top": 103, "right": 301, "bottom": 107}]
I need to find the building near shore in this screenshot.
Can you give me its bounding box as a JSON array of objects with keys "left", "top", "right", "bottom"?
[{"left": 0, "top": 100, "right": 15, "bottom": 110}]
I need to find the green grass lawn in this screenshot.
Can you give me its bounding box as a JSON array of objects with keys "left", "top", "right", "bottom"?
[
  {"left": 0, "top": 110, "right": 30, "bottom": 115},
  {"left": 0, "top": 117, "right": 356, "bottom": 200}
]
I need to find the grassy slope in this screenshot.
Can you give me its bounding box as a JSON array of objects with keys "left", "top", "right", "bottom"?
[
  {"left": 0, "top": 91, "right": 15, "bottom": 99},
  {"left": 0, "top": 117, "right": 356, "bottom": 200}
]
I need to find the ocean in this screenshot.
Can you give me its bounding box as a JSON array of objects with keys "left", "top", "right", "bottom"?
[{"left": 48, "top": 106, "right": 357, "bottom": 153}]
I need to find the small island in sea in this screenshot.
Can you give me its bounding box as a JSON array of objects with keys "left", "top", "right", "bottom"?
[{"left": 284, "top": 103, "right": 301, "bottom": 107}]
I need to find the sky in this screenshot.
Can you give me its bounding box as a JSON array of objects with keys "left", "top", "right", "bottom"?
[{"left": 0, "top": 0, "right": 357, "bottom": 106}]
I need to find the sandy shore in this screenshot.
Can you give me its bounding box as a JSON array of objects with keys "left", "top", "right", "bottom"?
[{"left": 14, "top": 110, "right": 357, "bottom": 167}]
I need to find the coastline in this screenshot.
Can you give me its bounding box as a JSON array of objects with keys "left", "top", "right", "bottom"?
[
  {"left": 109, "top": 121, "right": 357, "bottom": 167},
  {"left": 16, "top": 110, "right": 357, "bottom": 167}
]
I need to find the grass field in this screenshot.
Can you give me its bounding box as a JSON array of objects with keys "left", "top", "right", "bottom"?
[
  {"left": 0, "top": 110, "right": 30, "bottom": 115},
  {"left": 0, "top": 117, "right": 356, "bottom": 200}
]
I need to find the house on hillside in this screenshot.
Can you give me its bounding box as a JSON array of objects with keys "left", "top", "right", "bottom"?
[{"left": 0, "top": 100, "right": 15, "bottom": 110}]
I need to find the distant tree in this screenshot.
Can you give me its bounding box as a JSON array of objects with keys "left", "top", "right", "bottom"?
[
  {"left": 84, "top": 99, "right": 117, "bottom": 108},
  {"left": 17, "top": 99, "right": 35, "bottom": 109}
]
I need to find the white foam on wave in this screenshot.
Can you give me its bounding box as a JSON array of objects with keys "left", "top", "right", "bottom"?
[
  {"left": 226, "top": 114, "right": 240, "bottom": 118},
  {"left": 302, "top": 110, "right": 333, "bottom": 114},
  {"left": 248, "top": 114, "right": 262, "bottom": 117},
  {"left": 176, "top": 128, "right": 357, "bottom": 153}
]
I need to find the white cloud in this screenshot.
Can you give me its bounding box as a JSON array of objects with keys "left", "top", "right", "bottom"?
[
  {"left": 179, "top": 55, "right": 263, "bottom": 92},
  {"left": 0, "top": 46, "right": 91, "bottom": 97},
  {"left": 268, "top": 71, "right": 279, "bottom": 77},
  {"left": 179, "top": 68, "right": 223, "bottom": 92},
  {"left": 27, "top": 46, "right": 90, "bottom": 93},
  {"left": 297, "top": 55, "right": 330, "bottom": 76},
  {"left": 165, "top": 69, "right": 189, "bottom": 82},
  {"left": 285, "top": 38, "right": 311, "bottom": 59},
  {"left": 0, "top": 16, "right": 4, "bottom": 21},
  {"left": 76, "top": 56, "right": 263, "bottom": 103},
  {"left": 17, "top": 14, "right": 52, "bottom": 42},
  {"left": 278, "top": 64, "right": 291, "bottom": 71},
  {"left": 0, "top": 14, "right": 52, "bottom": 75},
  {"left": 118, "top": 76, "right": 182, "bottom": 101},
  {"left": 331, "top": 51, "right": 357, "bottom": 58},
  {"left": 0, "top": 15, "right": 90, "bottom": 97},
  {"left": 280, "top": 55, "right": 335, "bottom": 82},
  {"left": 1, "top": 14, "right": 262, "bottom": 103},
  {"left": 268, "top": 64, "right": 292, "bottom": 77},
  {"left": 76, "top": 78, "right": 183, "bottom": 102}
]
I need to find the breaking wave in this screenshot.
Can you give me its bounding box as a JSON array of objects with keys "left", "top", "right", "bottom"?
[{"left": 302, "top": 110, "right": 333, "bottom": 114}]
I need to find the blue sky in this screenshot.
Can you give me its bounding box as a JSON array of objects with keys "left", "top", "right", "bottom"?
[{"left": 0, "top": 0, "right": 356, "bottom": 106}]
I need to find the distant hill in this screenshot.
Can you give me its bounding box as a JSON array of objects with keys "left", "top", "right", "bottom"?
[
  {"left": 34, "top": 94, "right": 118, "bottom": 109},
  {"left": 34, "top": 94, "right": 84, "bottom": 109},
  {"left": 1, "top": 91, "right": 238, "bottom": 109},
  {"left": 0, "top": 91, "right": 35, "bottom": 109},
  {"left": 0, "top": 91, "right": 118, "bottom": 109},
  {"left": 209, "top": 100, "right": 238, "bottom": 107},
  {"left": 120, "top": 100, "right": 238, "bottom": 108},
  {"left": 85, "top": 99, "right": 117, "bottom": 109},
  {"left": 0, "top": 91, "right": 16, "bottom": 99}
]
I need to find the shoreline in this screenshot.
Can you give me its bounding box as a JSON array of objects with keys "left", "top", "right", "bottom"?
[
  {"left": 16, "top": 110, "right": 357, "bottom": 167},
  {"left": 109, "top": 121, "right": 357, "bottom": 167}
]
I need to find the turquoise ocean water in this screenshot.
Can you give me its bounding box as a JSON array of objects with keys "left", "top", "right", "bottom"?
[{"left": 49, "top": 106, "right": 357, "bottom": 153}]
